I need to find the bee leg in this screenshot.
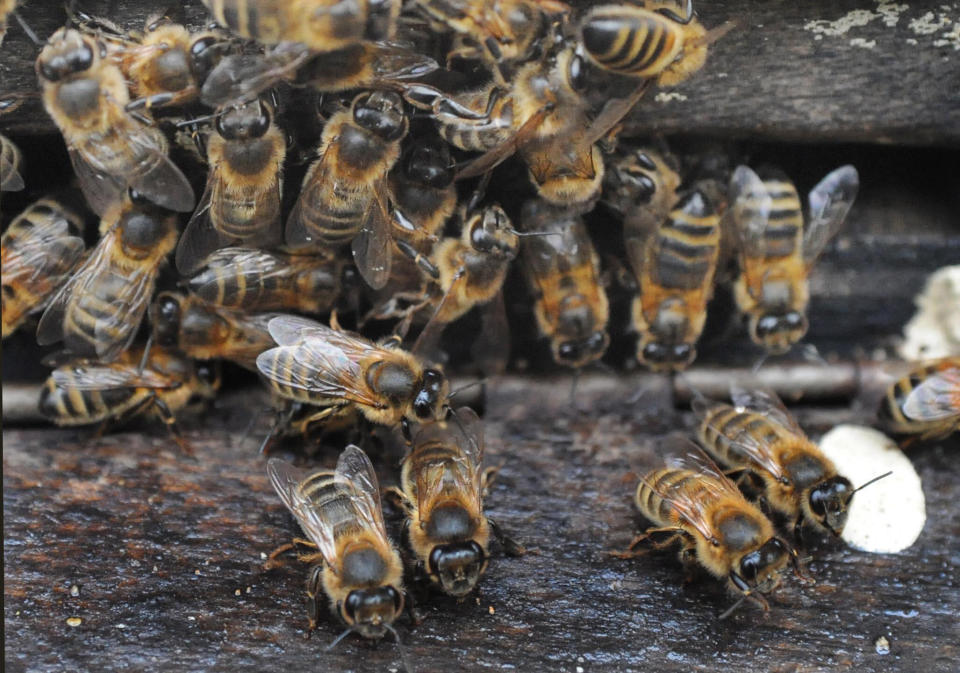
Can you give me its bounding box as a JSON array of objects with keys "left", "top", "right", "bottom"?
[
  {"left": 401, "top": 417, "right": 413, "bottom": 442},
  {"left": 488, "top": 518, "right": 525, "bottom": 557},
  {"left": 125, "top": 92, "right": 177, "bottom": 113},
  {"left": 383, "top": 486, "right": 413, "bottom": 516},
  {"left": 480, "top": 464, "right": 502, "bottom": 494},
  {"left": 394, "top": 238, "right": 440, "bottom": 280},
  {"left": 792, "top": 518, "right": 806, "bottom": 547},
  {"left": 151, "top": 395, "right": 194, "bottom": 455},
  {"left": 306, "top": 565, "right": 324, "bottom": 635}
]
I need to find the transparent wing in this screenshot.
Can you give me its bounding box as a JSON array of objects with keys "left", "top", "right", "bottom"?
[
  {"left": 50, "top": 362, "right": 178, "bottom": 391},
  {"left": 455, "top": 103, "right": 553, "bottom": 181},
  {"left": 175, "top": 163, "right": 225, "bottom": 275},
  {"left": 266, "top": 458, "right": 340, "bottom": 567},
  {"left": 412, "top": 407, "right": 485, "bottom": 516},
  {"left": 335, "top": 445, "right": 390, "bottom": 542},
  {"left": 368, "top": 41, "right": 439, "bottom": 81},
  {"left": 729, "top": 384, "right": 804, "bottom": 435},
  {"left": 903, "top": 366, "right": 960, "bottom": 422},
  {"left": 187, "top": 247, "right": 285, "bottom": 296},
  {"left": 352, "top": 180, "right": 392, "bottom": 290},
  {"left": 2, "top": 217, "right": 84, "bottom": 284},
  {"left": 803, "top": 165, "right": 858, "bottom": 265},
  {"left": 124, "top": 128, "right": 196, "bottom": 212},
  {"left": 68, "top": 147, "right": 125, "bottom": 217},
  {"left": 93, "top": 262, "right": 160, "bottom": 362},
  {"left": 265, "top": 314, "right": 330, "bottom": 346},
  {"left": 200, "top": 43, "right": 311, "bottom": 107},
  {"left": 583, "top": 80, "right": 652, "bottom": 147},
  {"left": 284, "top": 148, "right": 331, "bottom": 248},
  {"left": 728, "top": 165, "right": 771, "bottom": 260}
]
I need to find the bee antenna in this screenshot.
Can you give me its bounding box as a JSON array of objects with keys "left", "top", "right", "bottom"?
[
  {"left": 750, "top": 351, "right": 769, "bottom": 375},
  {"left": 448, "top": 378, "right": 485, "bottom": 399},
  {"left": 176, "top": 112, "right": 219, "bottom": 128},
  {"left": 325, "top": 626, "right": 355, "bottom": 652},
  {"left": 690, "top": 20, "right": 737, "bottom": 50},
  {"left": 445, "top": 405, "right": 481, "bottom": 456},
  {"left": 718, "top": 593, "right": 749, "bottom": 620},
  {"left": 507, "top": 229, "right": 561, "bottom": 238},
  {"left": 851, "top": 471, "right": 893, "bottom": 494},
  {"left": 569, "top": 368, "right": 580, "bottom": 409},
  {"left": 384, "top": 624, "right": 415, "bottom": 673},
  {"left": 137, "top": 333, "right": 154, "bottom": 375},
  {"left": 13, "top": 11, "right": 42, "bottom": 46}
]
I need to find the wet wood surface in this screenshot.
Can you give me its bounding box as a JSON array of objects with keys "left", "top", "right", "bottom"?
[
  {"left": 4, "top": 378, "right": 959, "bottom": 673},
  {"left": 2, "top": 1, "right": 959, "bottom": 144}
]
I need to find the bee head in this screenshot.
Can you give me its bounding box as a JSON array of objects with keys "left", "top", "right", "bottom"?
[
  {"left": 639, "top": 341, "right": 695, "bottom": 371},
  {"left": 341, "top": 586, "right": 403, "bottom": 639},
  {"left": 152, "top": 292, "right": 184, "bottom": 348},
  {"left": 413, "top": 368, "right": 448, "bottom": 420},
  {"left": 37, "top": 29, "right": 96, "bottom": 83},
  {"left": 735, "top": 537, "right": 789, "bottom": 591},
  {"left": 808, "top": 476, "right": 853, "bottom": 536},
  {"left": 404, "top": 140, "right": 454, "bottom": 189},
  {"left": 751, "top": 311, "right": 807, "bottom": 354},
  {"left": 353, "top": 91, "right": 407, "bottom": 141},
  {"left": 216, "top": 99, "right": 271, "bottom": 140},
  {"left": 428, "top": 540, "right": 488, "bottom": 598},
  {"left": 556, "top": 331, "right": 609, "bottom": 369},
  {"left": 468, "top": 206, "right": 519, "bottom": 259},
  {"left": 189, "top": 35, "right": 223, "bottom": 82}
]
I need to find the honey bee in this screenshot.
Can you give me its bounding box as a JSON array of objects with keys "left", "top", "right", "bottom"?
[
  {"left": 186, "top": 247, "right": 352, "bottom": 315},
  {"left": 695, "top": 386, "right": 888, "bottom": 539},
  {"left": 390, "top": 407, "right": 491, "bottom": 597},
  {"left": 728, "top": 165, "right": 859, "bottom": 354},
  {"left": 602, "top": 146, "right": 681, "bottom": 236},
  {"left": 201, "top": 0, "right": 400, "bottom": 52},
  {"left": 880, "top": 357, "right": 960, "bottom": 441},
  {"left": 0, "top": 133, "right": 24, "bottom": 195},
  {"left": 1, "top": 199, "right": 86, "bottom": 339},
  {"left": 150, "top": 291, "right": 278, "bottom": 371},
  {"left": 256, "top": 314, "right": 450, "bottom": 437},
  {"left": 175, "top": 98, "right": 286, "bottom": 275},
  {"left": 266, "top": 446, "right": 407, "bottom": 642},
  {"left": 627, "top": 189, "right": 720, "bottom": 371},
  {"left": 36, "top": 190, "right": 178, "bottom": 361},
  {"left": 389, "top": 135, "right": 456, "bottom": 246},
  {"left": 38, "top": 345, "right": 220, "bottom": 449},
  {"left": 286, "top": 91, "right": 408, "bottom": 289},
  {"left": 519, "top": 198, "right": 609, "bottom": 369},
  {"left": 577, "top": 1, "right": 719, "bottom": 87},
  {"left": 36, "top": 28, "right": 195, "bottom": 216},
  {"left": 617, "top": 440, "right": 799, "bottom": 617}
]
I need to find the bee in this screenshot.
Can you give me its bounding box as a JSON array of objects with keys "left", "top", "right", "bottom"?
[
  {"left": 389, "top": 135, "right": 456, "bottom": 246},
  {"left": 727, "top": 165, "right": 859, "bottom": 354},
  {"left": 617, "top": 441, "right": 798, "bottom": 618},
  {"left": 390, "top": 407, "right": 491, "bottom": 597},
  {"left": 36, "top": 28, "right": 195, "bottom": 216},
  {"left": 186, "top": 247, "right": 352, "bottom": 315},
  {"left": 266, "top": 446, "right": 407, "bottom": 642},
  {"left": 602, "top": 146, "right": 681, "bottom": 235},
  {"left": 256, "top": 314, "right": 450, "bottom": 437},
  {"left": 1, "top": 199, "right": 86, "bottom": 339},
  {"left": 0, "top": 0, "right": 13, "bottom": 46},
  {"left": 150, "top": 291, "right": 278, "bottom": 371},
  {"left": 38, "top": 345, "right": 220, "bottom": 448},
  {"left": 175, "top": 98, "right": 286, "bottom": 275},
  {"left": 577, "top": 1, "right": 717, "bottom": 87},
  {"left": 0, "top": 133, "right": 24, "bottom": 195},
  {"left": 880, "top": 357, "right": 960, "bottom": 442},
  {"left": 627, "top": 189, "right": 720, "bottom": 371},
  {"left": 519, "top": 198, "right": 609, "bottom": 369},
  {"left": 36, "top": 190, "right": 178, "bottom": 362},
  {"left": 201, "top": 0, "right": 400, "bottom": 52},
  {"left": 695, "top": 386, "right": 888, "bottom": 539},
  {"left": 286, "top": 90, "right": 408, "bottom": 290}
]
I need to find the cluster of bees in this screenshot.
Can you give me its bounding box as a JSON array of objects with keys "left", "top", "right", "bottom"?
[{"left": 1, "top": 0, "right": 959, "bottom": 660}]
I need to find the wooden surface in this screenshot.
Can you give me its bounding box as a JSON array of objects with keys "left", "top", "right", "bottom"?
[
  {"left": 2, "top": 1, "right": 959, "bottom": 144},
  {"left": 4, "top": 378, "right": 960, "bottom": 673}
]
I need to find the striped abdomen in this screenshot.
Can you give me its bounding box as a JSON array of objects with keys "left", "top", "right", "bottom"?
[
  {"left": 759, "top": 177, "right": 803, "bottom": 259},
  {"left": 39, "top": 376, "right": 149, "bottom": 425},
  {"left": 212, "top": 135, "right": 283, "bottom": 239},
  {"left": 697, "top": 403, "right": 781, "bottom": 470},
  {"left": 435, "top": 92, "right": 513, "bottom": 152},
  {"left": 403, "top": 438, "right": 464, "bottom": 498},
  {"left": 636, "top": 467, "right": 720, "bottom": 528},
  {"left": 203, "top": 0, "right": 287, "bottom": 43},
  {"left": 295, "top": 173, "right": 370, "bottom": 245},
  {"left": 881, "top": 359, "right": 960, "bottom": 437},
  {"left": 652, "top": 191, "right": 720, "bottom": 291},
  {"left": 296, "top": 470, "right": 368, "bottom": 541},
  {"left": 578, "top": 7, "right": 683, "bottom": 78}
]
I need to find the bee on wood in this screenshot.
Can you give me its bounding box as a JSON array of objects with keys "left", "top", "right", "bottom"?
[
  {"left": 1, "top": 199, "right": 86, "bottom": 339},
  {"left": 0, "top": 133, "right": 24, "bottom": 196},
  {"left": 38, "top": 345, "right": 220, "bottom": 450},
  {"left": 150, "top": 292, "right": 279, "bottom": 371},
  {"left": 286, "top": 91, "right": 408, "bottom": 290},
  {"left": 256, "top": 315, "right": 450, "bottom": 438},
  {"left": 266, "top": 447, "right": 409, "bottom": 649},
  {"left": 519, "top": 198, "right": 609, "bottom": 369},
  {"left": 577, "top": 1, "right": 722, "bottom": 87},
  {"left": 36, "top": 28, "right": 194, "bottom": 216},
  {"left": 880, "top": 357, "right": 960, "bottom": 442},
  {"left": 36, "top": 190, "right": 178, "bottom": 362},
  {"left": 186, "top": 247, "right": 352, "bottom": 316},
  {"left": 175, "top": 98, "right": 286, "bottom": 274},
  {"left": 390, "top": 407, "right": 503, "bottom": 597},
  {"left": 728, "top": 164, "right": 859, "bottom": 354},
  {"left": 201, "top": 0, "right": 400, "bottom": 52},
  {"left": 627, "top": 189, "right": 720, "bottom": 371},
  {"left": 695, "top": 386, "right": 890, "bottom": 539},
  {"left": 616, "top": 440, "right": 800, "bottom": 618}
]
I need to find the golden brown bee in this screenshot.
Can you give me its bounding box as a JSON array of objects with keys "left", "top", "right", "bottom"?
[
  {"left": 150, "top": 291, "right": 278, "bottom": 371},
  {"left": 391, "top": 407, "right": 491, "bottom": 597},
  {"left": 602, "top": 146, "right": 681, "bottom": 235},
  {"left": 186, "top": 247, "right": 352, "bottom": 315},
  {"left": 618, "top": 442, "right": 797, "bottom": 617},
  {"left": 256, "top": 315, "right": 450, "bottom": 437},
  {"left": 36, "top": 28, "right": 194, "bottom": 216},
  {"left": 695, "top": 386, "right": 867, "bottom": 539},
  {"left": 880, "top": 357, "right": 960, "bottom": 441},
  {"left": 175, "top": 99, "right": 286, "bottom": 274},
  {"left": 266, "top": 446, "right": 406, "bottom": 641},
  {"left": 38, "top": 345, "right": 220, "bottom": 448},
  {"left": 577, "top": 1, "right": 716, "bottom": 87},
  {"left": 0, "top": 133, "right": 24, "bottom": 195},
  {"left": 388, "top": 135, "right": 456, "bottom": 246},
  {"left": 728, "top": 165, "right": 859, "bottom": 354},
  {"left": 627, "top": 189, "right": 720, "bottom": 371},
  {"left": 519, "top": 198, "right": 609, "bottom": 369},
  {"left": 1, "top": 199, "right": 86, "bottom": 339},
  {"left": 286, "top": 91, "right": 408, "bottom": 290},
  {"left": 36, "top": 190, "right": 178, "bottom": 361},
  {"left": 201, "top": 0, "right": 400, "bottom": 52},
  {"left": 0, "top": 0, "right": 14, "bottom": 46}
]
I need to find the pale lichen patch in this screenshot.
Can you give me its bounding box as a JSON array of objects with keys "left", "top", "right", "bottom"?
[
  {"left": 850, "top": 37, "right": 877, "bottom": 48},
  {"left": 654, "top": 92, "right": 688, "bottom": 104},
  {"left": 908, "top": 11, "right": 952, "bottom": 35}
]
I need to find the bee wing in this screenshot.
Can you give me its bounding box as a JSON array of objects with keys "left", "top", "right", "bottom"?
[
  {"left": 187, "top": 247, "right": 283, "bottom": 297},
  {"left": 412, "top": 407, "right": 485, "bottom": 515},
  {"left": 1, "top": 146, "right": 24, "bottom": 191},
  {"left": 125, "top": 129, "right": 196, "bottom": 213},
  {"left": 68, "top": 147, "right": 126, "bottom": 217},
  {"left": 285, "top": 146, "right": 332, "bottom": 248},
  {"left": 334, "top": 445, "right": 390, "bottom": 542},
  {"left": 351, "top": 180, "right": 392, "bottom": 290},
  {"left": 728, "top": 165, "right": 771, "bottom": 261},
  {"left": 691, "top": 393, "right": 789, "bottom": 482},
  {"left": 175, "top": 162, "right": 227, "bottom": 275},
  {"left": 455, "top": 103, "right": 553, "bottom": 181},
  {"left": 729, "top": 384, "right": 805, "bottom": 435},
  {"left": 266, "top": 458, "right": 341, "bottom": 567},
  {"left": 3, "top": 223, "right": 85, "bottom": 284},
  {"left": 50, "top": 362, "right": 178, "bottom": 391},
  {"left": 803, "top": 165, "right": 858, "bottom": 266},
  {"left": 369, "top": 41, "right": 439, "bottom": 81},
  {"left": 200, "top": 44, "right": 311, "bottom": 107},
  {"left": 583, "top": 80, "right": 652, "bottom": 147},
  {"left": 903, "top": 366, "right": 960, "bottom": 421}
]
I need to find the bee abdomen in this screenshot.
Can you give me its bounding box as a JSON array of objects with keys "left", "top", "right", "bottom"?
[
  {"left": 699, "top": 405, "right": 780, "bottom": 467},
  {"left": 579, "top": 9, "right": 681, "bottom": 77},
  {"left": 637, "top": 468, "right": 701, "bottom": 526},
  {"left": 39, "top": 376, "right": 141, "bottom": 424}
]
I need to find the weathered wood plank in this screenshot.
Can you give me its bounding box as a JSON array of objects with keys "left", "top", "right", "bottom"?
[
  {"left": 4, "top": 382, "right": 959, "bottom": 673},
  {"left": 1, "top": 1, "right": 958, "bottom": 144}
]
